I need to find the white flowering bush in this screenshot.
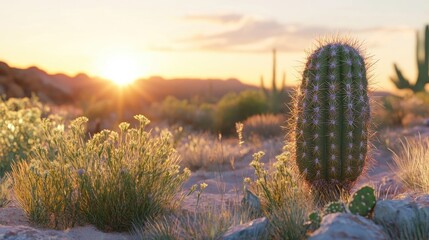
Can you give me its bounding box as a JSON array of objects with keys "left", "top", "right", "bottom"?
[
  {"left": 248, "top": 151, "right": 314, "bottom": 239},
  {"left": 11, "top": 115, "right": 190, "bottom": 231},
  {"left": 0, "top": 97, "right": 51, "bottom": 177}
]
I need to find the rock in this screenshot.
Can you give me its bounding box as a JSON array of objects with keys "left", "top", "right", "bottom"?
[
  {"left": 241, "top": 188, "right": 262, "bottom": 216},
  {"left": 374, "top": 198, "right": 429, "bottom": 238},
  {"left": 374, "top": 197, "right": 429, "bottom": 223},
  {"left": 222, "top": 217, "right": 267, "bottom": 240},
  {"left": 0, "top": 225, "right": 131, "bottom": 240},
  {"left": 309, "top": 213, "right": 387, "bottom": 240}
]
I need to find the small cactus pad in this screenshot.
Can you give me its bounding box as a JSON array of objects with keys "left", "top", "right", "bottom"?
[
  {"left": 323, "top": 201, "right": 346, "bottom": 215},
  {"left": 295, "top": 41, "right": 370, "bottom": 191},
  {"left": 348, "top": 186, "right": 376, "bottom": 217},
  {"left": 309, "top": 211, "right": 322, "bottom": 224},
  {"left": 307, "top": 211, "right": 322, "bottom": 230}
]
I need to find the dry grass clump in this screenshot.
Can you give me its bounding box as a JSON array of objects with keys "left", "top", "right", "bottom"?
[
  {"left": 242, "top": 114, "right": 285, "bottom": 140},
  {"left": 248, "top": 151, "right": 314, "bottom": 239},
  {"left": 391, "top": 136, "right": 429, "bottom": 193},
  {"left": 135, "top": 205, "right": 238, "bottom": 240},
  {"left": 177, "top": 133, "right": 243, "bottom": 171},
  {"left": 133, "top": 184, "right": 258, "bottom": 240},
  {"left": 11, "top": 115, "right": 190, "bottom": 231}
]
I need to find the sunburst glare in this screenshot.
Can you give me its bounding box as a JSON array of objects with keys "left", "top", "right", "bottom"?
[{"left": 98, "top": 55, "right": 142, "bottom": 86}]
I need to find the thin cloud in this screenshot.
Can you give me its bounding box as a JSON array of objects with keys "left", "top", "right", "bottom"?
[
  {"left": 188, "top": 19, "right": 333, "bottom": 51},
  {"left": 152, "top": 16, "right": 416, "bottom": 53},
  {"left": 197, "top": 20, "right": 286, "bottom": 43},
  {"left": 183, "top": 14, "right": 245, "bottom": 24},
  {"left": 358, "top": 25, "right": 416, "bottom": 33},
  {"left": 187, "top": 19, "right": 416, "bottom": 52}
]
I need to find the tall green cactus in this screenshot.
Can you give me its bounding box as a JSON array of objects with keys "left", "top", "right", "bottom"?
[
  {"left": 294, "top": 41, "right": 370, "bottom": 192},
  {"left": 391, "top": 25, "right": 429, "bottom": 92}
]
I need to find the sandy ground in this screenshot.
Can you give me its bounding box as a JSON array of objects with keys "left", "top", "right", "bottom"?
[
  {"left": 0, "top": 194, "right": 131, "bottom": 239},
  {"left": 0, "top": 126, "right": 427, "bottom": 239}
]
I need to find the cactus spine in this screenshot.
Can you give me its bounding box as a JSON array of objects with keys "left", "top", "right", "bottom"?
[{"left": 294, "top": 41, "right": 370, "bottom": 191}]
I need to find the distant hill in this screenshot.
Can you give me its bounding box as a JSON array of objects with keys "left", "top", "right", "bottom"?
[
  {"left": 0, "top": 60, "right": 392, "bottom": 106},
  {"left": 0, "top": 62, "right": 72, "bottom": 103},
  {"left": 135, "top": 76, "right": 258, "bottom": 102},
  {"left": 0, "top": 61, "right": 258, "bottom": 104}
]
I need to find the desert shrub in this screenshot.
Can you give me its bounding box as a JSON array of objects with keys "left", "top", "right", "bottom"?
[
  {"left": 10, "top": 117, "right": 79, "bottom": 228},
  {"left": 177, "top": 133, "right": 242, "bottom": 171},
  {"left": 193, "top": 103, "right": 215, "bottom": 130},
  {"left": 376, "top": 93, "right": 429, "bottom": 128},
  {"left": 402, "top": 92, "right": 429, "bottom": 124},
  {"left": 391, "top": 136, "right": 429, "bottom": 193},
  {"left": 153, "top": 91, "right": 271, "bottom": 133},
  {"left": 11, "top": 115, "right": 190, "bottom": 231},
  {"left": 248, "top": 151, "right": 314, "bottom": 239},
  {"left": 80, "top": 97, "right": 115, "bottom": 120},
  {"left": 242, "top": 114, "right": 285, "bottom": 139},
  {"left": 0, "top": 97, "right": 51, "bottom": 177},
  {"left": 154, "top": 96, "right": 215, "bottom": 131},
  {"left": 159, "top": 96, "right": 197, "bottom": 125},
  {"left": 376, "top": 95, "right": 405, "bottom": 127},
  {"left": 215, "top": 91, "right": 268, "bottom": 134}
]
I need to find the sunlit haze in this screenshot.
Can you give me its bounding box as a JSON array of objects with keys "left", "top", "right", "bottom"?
[
  {"left": 97, "top": 54, "right": 143, "bottom": 86},
  {"left": 0, "top": 0, "right": 428, "bottom": 92}
]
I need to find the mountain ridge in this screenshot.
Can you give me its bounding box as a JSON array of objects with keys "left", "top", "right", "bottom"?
[{"left": 0, "top": 61, "right": 259, "bottom": 104}]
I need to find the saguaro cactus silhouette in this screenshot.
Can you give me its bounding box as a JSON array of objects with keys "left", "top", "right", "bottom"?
[
  {"left": 294, "top": 40, "right": 370, "bottom": 193},
  {"left": 391, "top": 25, "right": 429, "bottom": 92},
  {"left": 260, "top": 49, "right": 288, "bottom": 113}
]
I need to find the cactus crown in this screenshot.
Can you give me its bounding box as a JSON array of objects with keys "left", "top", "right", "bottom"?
[{"left": 294, "top": 40, "right": 370, "bottom": 191}]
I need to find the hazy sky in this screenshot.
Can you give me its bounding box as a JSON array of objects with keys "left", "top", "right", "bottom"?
[{"left": 0, "top": 0, "right": 428, "bottom": 91}]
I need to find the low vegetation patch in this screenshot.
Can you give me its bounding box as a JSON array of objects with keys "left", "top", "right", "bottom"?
[
  {"left": 0, "top": 97, "right": 50, "bottom": 177},
  {"left": 248, "top": 151, "right": 314, "bottom": 239},
  {"left": 391, "top": 136, "right": 429, "bottom": 193},
  {"left": 11, "top": 115, "right": 190, "bottom": 231},
  {"left": 133, "top": 184, "right": 256, "bottom": 240},
  {"left": 242, "top": 114, "right": 285, "bottom": 140},
  {"left": 177, "top": 133, "right": 242, "bottom": 172},
  {"left": 376, "top": 92, "right": 429, "bottom": 128}
]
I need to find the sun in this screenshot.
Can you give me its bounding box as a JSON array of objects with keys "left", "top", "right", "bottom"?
[{"left": 99, "top": 55, "right": 142, "bottom": 86}]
